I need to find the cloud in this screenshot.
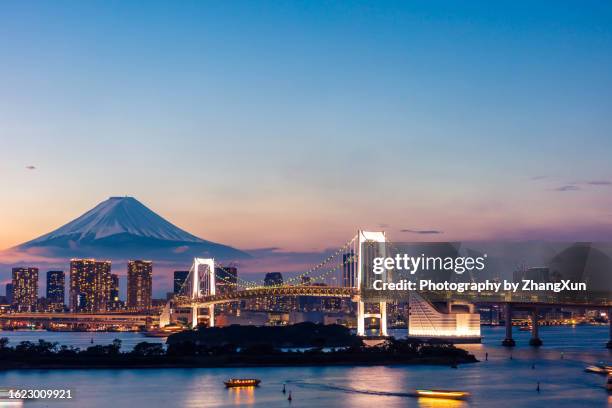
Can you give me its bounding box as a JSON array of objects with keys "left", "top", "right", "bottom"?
[
  {"left": 585, "top": 180, "right": 612, "bottom": 186},
  {"left": 400, "top": 229, "right": 443, "bottom": 235},
  {"left": 530, "top": 175, "right": 548, "bottom": 181},
  {"left": 554, "top": 185, "right": 580, "bottom": 192},
  {"left": 25, "top": 165, "right": 36, "bottom": 170}
]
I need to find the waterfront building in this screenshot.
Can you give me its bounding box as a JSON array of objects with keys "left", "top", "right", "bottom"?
[
  {"left": 215, "top": 266, "right": 238, "bottom": 295},
  {"left": 46, "top": 270, "right": 65, "bottom": 312},
  {"left": 173, "top": 271, "right": 189, "bottom": 295},
  {"left": 109, "top": 273, "right": 121, "bottom": 310},
  {"left": 408, "top": 292, "right": 481, "bottom": 340},
  {"left": 12, "top": 267, "right": 39, "bottom": 312},
  {"left": 264, "top": 272, "right": 283, "bottom": 287},
  {"left": 127, "top": 260, "right": 152, "bottom": 311},
  {"left": 215, "top": 266, "right": 238, "bottom": 314},
  {"left": 342, "top": 251, "right": 356, "bottom": 287},
  {"left": 5, "top": 283, "right": 14, "bottom": 304},
  {"left": 69, "top": 259, "right": 112, "bottom": 312}
]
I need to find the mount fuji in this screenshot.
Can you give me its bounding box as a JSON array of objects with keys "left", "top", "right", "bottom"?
[{"left": 14, "top": 197, "right": 250, "bottom": 261}]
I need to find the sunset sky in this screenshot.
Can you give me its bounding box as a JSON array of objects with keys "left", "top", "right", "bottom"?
[{"left": 1, "top": 1, "right": 612, "bottom": 264}]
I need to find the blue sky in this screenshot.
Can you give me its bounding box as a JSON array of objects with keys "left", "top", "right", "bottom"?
[{"left": 1, "top": 1, "right": 612, "bottom": 255}]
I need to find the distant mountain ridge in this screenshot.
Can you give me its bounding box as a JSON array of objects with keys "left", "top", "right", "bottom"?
[{"left": 16, "top": 197, "right": 249, "bottom": 261}]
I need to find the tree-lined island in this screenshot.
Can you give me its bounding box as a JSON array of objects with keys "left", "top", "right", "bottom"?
[{"left": 0, "top": 323, "right": 477, "bottom": 369}]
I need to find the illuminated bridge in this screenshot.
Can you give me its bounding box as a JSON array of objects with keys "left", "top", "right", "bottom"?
[
  {"left": 160, "top": 229, "right": 612, "bottom": 347},
  {"left": 174, "top": 286, "right": 357, "bottom": 308}
]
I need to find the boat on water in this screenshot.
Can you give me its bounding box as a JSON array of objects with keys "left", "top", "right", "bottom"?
[
  {"left": 224, "top": 379, "right": 261, "bottom": 388},
  {"left": 144, "top": 323, "right": 184, "bottom": 337},
  {"left": 416, "top": 389, "right": 470, "bottom": 400},
  {"left": 585, "top": 363, "right": 612, "bottom": 375}
]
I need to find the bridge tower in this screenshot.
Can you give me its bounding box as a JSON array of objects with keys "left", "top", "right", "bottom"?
[
  {"left": 190, "top": 258, "right": 215, "bottom": 328},
  {"left": 356, "top": 230, "right": 388, "bottom": 337}
]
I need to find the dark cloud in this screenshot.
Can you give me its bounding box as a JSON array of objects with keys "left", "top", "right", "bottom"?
[
  {"left": 25, "top": 165, "right": 36, "bottom": 170},
  {"left": 400, "top": 229, "right": 443, "bottom": 235},
  {"left": 585, "top": 180, "right": 612, "bottom": 186},
  {"left": 554, "top": 185, "right": 580, "bottom": 192}
]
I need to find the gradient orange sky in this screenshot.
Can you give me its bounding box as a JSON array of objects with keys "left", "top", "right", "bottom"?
[{"left": 2, "top": 1, "right": 612, "bottom": 256}]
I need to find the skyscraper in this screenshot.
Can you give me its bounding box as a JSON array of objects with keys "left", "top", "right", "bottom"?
[
  {"left": 127, "top": 260, "right": 152, "bottom": 311},
  {"left": 264, "top": 272, "right": 283, "bottom": 287},
  {"left": 109, "top": 273, "right": 120, "bottom": 310},
  {"left": 215, "top": 266, "right": 238, "bottom": 295},
  {"left": 173, "top": 270, "right": 189, "bottom": 295},
  {"left": 12, "top": 267, "right": 38, "bottom": 312},
  {"left": 342, "top": 251, "right": 356, "bottom": 288},
  {"left": 69, "top": 259, "right": 112, "bottom": 312},
  {"left": 46, "top": 270, "right": 65, "bottom": 311},
  {"left": 5, "top": 283, "right": 14, "bottom": 304}
]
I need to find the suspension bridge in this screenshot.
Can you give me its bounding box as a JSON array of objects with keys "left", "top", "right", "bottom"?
[
  {"left": 160, "top": 231, "right": 388, "bottom": 336},
  {"left": 159, "top": 229, "right": 611, "bottom": 346}
]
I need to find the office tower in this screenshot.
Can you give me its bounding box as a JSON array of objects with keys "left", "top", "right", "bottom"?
[
  {"left": 264, "top": 272, "right": 283, "bottom": 287},
  {"left": 5, "top": 283, "right": 14, "bottom": 304},
  {"left": 69, "top": 259, "right": 112, "bottom": 312},
  {"left": 127, "top": 260, "right": 152, "bottom": 311},
  {"left": 109, "top": 273, "right": 120, "bottom": 310},
  {"left": 215, "top": 266, "right": 238, "bottom": 295},
  {"left": 215, "top": 266, "right": 238, "bottom": 314},
  {"left": 12, "top": 267, "right": 38, "bottom": 312},
  {"left": 342, "top": 251, "right": 356, "bottom": 287},
  {"left": 46, "top": 270, "right": 65, "bottom": 311},
  {"left": 173, "top": 271, "right": 189, "bottom": 295}
]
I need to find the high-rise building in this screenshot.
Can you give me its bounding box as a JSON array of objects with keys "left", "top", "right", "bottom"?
[
  {"left": 127, "top": 260, "right": 152, "bottom": 311},
  {"left": 173, "top": 271, "right": 189, "bottom": 295},
  {"left": 46, "top": 270, "right": 65, "bottom": 311},
  {"left": 12, "top": 267, "right": 39, "bottom": 312},
  {"left": 342, "top": 251, "right": 356, "bottom": 288},
  {"left": 5, "top": 283, "right": 14, "bottom": 304},
  {"left": 264, "top": 272, "right": 283, "bottom": 287},
  {"left": 109, "top": 273, "right": 121, "bottom": 310},
  {"left": 69, "top": 259, "right": 112, "bottom": 312},
  {"left": 215, "top": 266, "right": 238, "bottom": 295},
  {"left": 215, "top": 266, "right": 238, "bottom": 314}
]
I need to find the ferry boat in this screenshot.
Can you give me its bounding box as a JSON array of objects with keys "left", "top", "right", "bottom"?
[
  {"left": 224, "top": 379, "right": 261, "bottom": 388},
  {"left": 585, "top": 363, "right": 612, "bottom": 375},
  {"left": 416, "top": 389, "right": 470, "bottom": 400}
]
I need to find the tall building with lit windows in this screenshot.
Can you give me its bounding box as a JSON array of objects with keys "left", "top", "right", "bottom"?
[
  {"left": 46, "top": 270, "right": 65, "bottom": 311},
  {"left": 342, "top": 251, "right": 356, "bottom": 288},
  {"left": 109, "top": 273, "right": 121, "bottom": 310},
  {"left": 173, "top": 270, "right": 189, "bottom": 295},
  {"left": 69, "top": 259, "right": 112, "bottom": 312},
  {"left": 12, "top": 267, "right": 39, "bottom": 312},
  {"left": 127, "top": 260, "right": 152, "bottom": 311}
]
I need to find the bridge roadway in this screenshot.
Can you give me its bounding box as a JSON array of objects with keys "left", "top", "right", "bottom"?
[
  {"left": 175, "top": 285, "right": 610, "bottom": 309},
  {"left": 174, "top": 285, "right": 358, "bottom": 308},
  {"left": 0, "top": 312, "right": 158, "bottom": 325}
]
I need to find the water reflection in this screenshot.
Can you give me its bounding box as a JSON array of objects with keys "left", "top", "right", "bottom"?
[
  {"left": 417, "top": 397, "right": 467, "bottom": 408},
  {"left": 228, "top": 387, "right": 255, "bottom": 405}
]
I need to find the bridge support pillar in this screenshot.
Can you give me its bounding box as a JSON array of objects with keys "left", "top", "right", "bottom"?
[
  {"left": 529, "top": 308, "right": 542, "bottom": 347},
  {"left": 191, "top": 306, "right": 198, "bottom": 329},
  {"left": 379, "top": 301, "right": 388, "bottom": 337},
  {"left": 208, "top": 305, "right": 215, "bottom": 328},
  {"left": 502, "top": 304, "right": 515, "bottom": 347},
  {"left": 607, "top": 309, "right": 612, "bottom": 349},
  {"left": 357, "top": 301, "right": 365, "bottom": 336}
]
